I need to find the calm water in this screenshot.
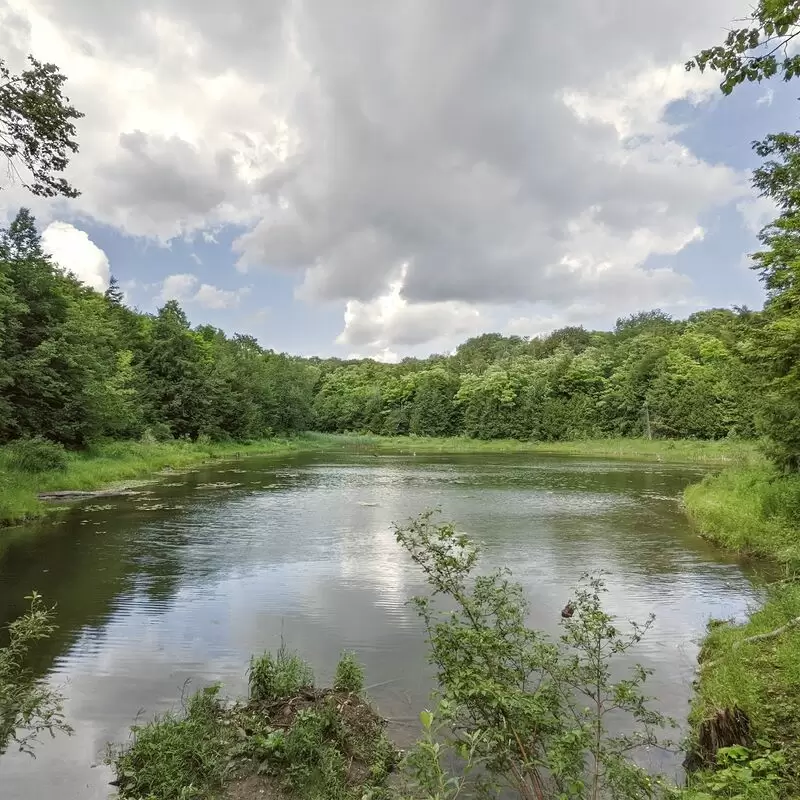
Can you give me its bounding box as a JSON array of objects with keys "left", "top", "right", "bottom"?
[{"left": 0, "top": 452, "right": 762, "bottom": 797}]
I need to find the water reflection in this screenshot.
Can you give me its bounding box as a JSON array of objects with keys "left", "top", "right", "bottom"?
[{"left": 0, "top": 453, "right": 762, "bottom": 798}]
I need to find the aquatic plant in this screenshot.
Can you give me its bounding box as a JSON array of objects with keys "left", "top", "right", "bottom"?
[{"left": 0, "top": 592, "right": 72, "bottom": 756}]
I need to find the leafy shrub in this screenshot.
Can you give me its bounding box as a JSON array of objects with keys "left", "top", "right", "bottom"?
[
  {"left": 248, "top": 647, "right": 314, "bottom": 702},
  {"left": 333, "top": 651, "right": 364, "bottom": 694},
  {"left": 6, "top": 437, "right": 67, "bottom": 473},
  {"left": 399, "top": 705, "right": 486, "bottom": 800},
  {"left": 394, "top": 510, "right": 673, "bottom": 800},
  {"left": 197, "top": 428, "right": 231, "bottom": 444},
  {"left": 681, "top": 744, "right": 785, "bottom": 800}
]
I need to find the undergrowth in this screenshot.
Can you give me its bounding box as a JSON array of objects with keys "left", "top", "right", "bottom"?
[{"left": 111, "top": 684, "right": 231, "bottom": 800}]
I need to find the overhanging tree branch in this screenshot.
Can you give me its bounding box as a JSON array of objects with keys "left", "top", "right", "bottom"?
[{"left": 0, "top": 56, "right": 83, "bottom": 198}]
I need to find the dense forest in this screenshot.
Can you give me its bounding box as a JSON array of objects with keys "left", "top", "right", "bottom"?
[{"left": 0, "top": 205, "right": 779, "bottom": 451}]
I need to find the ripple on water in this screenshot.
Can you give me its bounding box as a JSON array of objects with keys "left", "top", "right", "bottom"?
[{"left": 0, "top": 454, "right": 761, "bottom": 800}]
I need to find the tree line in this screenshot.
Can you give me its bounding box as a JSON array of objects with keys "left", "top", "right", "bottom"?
[{"left": 0, "top": 206, "right": 771, "bottom": 451}]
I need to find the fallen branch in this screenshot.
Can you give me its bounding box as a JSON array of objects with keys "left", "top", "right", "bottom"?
[
  {"left": 731, "top": 616, "right": 800, "bottom": 649},
  {"left": 38, "top": 488, "right": 141, "bottom": 500},
  {"left": 700, "top": 616, "right": 800, "bottom": 670}
]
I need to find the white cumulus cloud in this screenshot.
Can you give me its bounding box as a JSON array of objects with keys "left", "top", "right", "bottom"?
[
  {"left": 0, "top": 0, "right": 765, "bottom": 354},
  {"left": 337, "top": 265, "right": 483, "bottom": 356},
  {"left": 157, "top": 273, "right": 250, "bottom": 309},
  {"left": 41, "top": 221, "right": 110, "bottom": 292},
  {"left": 158, "top": 273, "right": 199, "bottom": 303}
]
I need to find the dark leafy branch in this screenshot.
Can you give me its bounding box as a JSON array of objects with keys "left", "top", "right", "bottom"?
[
  {"left": 687, "top": 2, "right": 800, "bottom": 94},
  {"left": 0, "top": 57, "right": 83, "bottom": 198}
]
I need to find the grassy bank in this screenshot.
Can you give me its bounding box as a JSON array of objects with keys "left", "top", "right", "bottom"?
[
  {"left": 684, "top": 466, "right": 800, "bottom": 566},
  {"left": 687, "top": 583, "right": 800, "bottom": 797},
  {"left": 0, "top": 437, "right": 331, "bottom": 528},
  {"left": 684, "top": 467, "right": 800, "bottom": 797},
  {"left": 309, "top": 432, "right": 761, "bottom": 464}
]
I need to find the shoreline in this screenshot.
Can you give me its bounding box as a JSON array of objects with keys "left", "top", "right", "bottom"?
[
  {"left": 683, "top": 465, "right": 800, "bottom": 795},
  {"left": 0, "top": 437, "right": 331, "bottom": 529},
  {"left": 310, "top": 432, "right": 761, "bottom": 464},
  {"left": 0, "top": 434, "right": 760, "bottom": 529}
]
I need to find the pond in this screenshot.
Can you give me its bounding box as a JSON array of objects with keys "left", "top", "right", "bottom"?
[{"left": 0, "top": 451, "right": 762, "bottom": 798}]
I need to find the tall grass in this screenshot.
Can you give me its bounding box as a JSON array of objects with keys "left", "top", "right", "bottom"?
[
  {"left": 249, "top": 647, "right": 314, "bottom": 702},
  {"left": 684, "top": 463, "right": 800, "bottom": 795},
  {"left": 109, "top": 684, "right": 232, "bottom": 800},
  {"left": 308, "top": 432, "right": 762, "bottom": 464},
  {"left": 684, "top": 466, "right": 800, "bottom": 567}
]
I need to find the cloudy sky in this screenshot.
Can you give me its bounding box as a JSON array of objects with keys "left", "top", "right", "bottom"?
[{"left": 0, "top": 0, "right": 795, "bottom": 361}]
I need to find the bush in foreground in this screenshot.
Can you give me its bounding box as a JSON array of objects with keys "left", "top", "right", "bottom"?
[
  {"left": 393, "top": 510, "right": 675, "bottom": 799},
  {"left": 1, "top": 592, "right": 72, "bottom": 756}
]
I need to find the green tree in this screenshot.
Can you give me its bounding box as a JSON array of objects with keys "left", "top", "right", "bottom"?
[
  {"left": 409, "top": 368, "right": 460, "bottom": 436},
  {"left": 141, "top": 302, "right": 214, "bottom": 440},
  {"left": 646, "top": 333, "right": 738, "bottom": 439},
  {"left": 745, "top": 132, "right": 800, "bottom": 467},
  {"left": 0, "top": 209, "right": 71, "bottom": 442},
  {"left": 601, "top": 333, "right": 670, "bottom": 437},
  {"left": 0, "top": 57, "right": 83, "bottom": 198},
  {"left": 104, "top": 275, "right": 125, "bottom": 306},
  {"left": 688, "top": 1, "right": 800, "bottom": 95},
  {"left": 690, "top": 5, "right": 800, "bottom": 464}
]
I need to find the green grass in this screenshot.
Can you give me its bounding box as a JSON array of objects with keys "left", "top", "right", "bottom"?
[
  {"left": 684, "top": 466, "right": 800, "bottom": 567},
  {"left": 308, "top": 432, "right": 761, "bottom": 464},
  {"left": 110, "top": 684, "right": 232, "bottom": 800},
  {"left": 249, "top": 647, "right": 315, "bottom": 702},
  {"left": 684, "top": 464, "right": 800, "bottom": 796},
  {"left": 110, "top": 651, "right": 396, "bottom": 800},
  {"left": 0, "top": 436, "right": 333, "bottom": 528},
  {"left": 687, "top": 583, "right": 800, "bottom": 798}
]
